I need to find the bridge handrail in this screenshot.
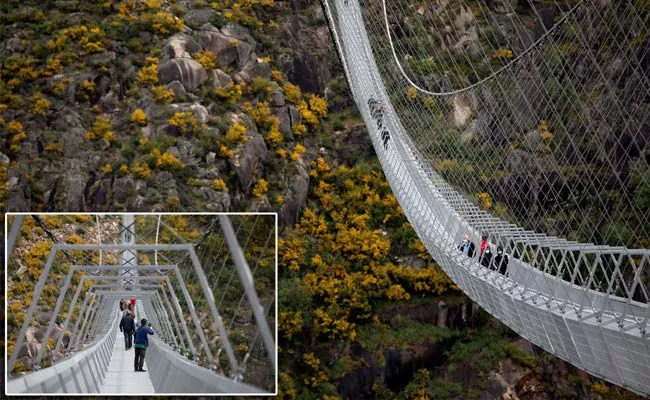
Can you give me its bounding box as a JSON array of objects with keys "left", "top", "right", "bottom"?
[
  {"left": 145, "top": 336, "right": 268, "bottom": 394},
  {"left": 6, "top": 311, "right": 118, "bottom": 394}
]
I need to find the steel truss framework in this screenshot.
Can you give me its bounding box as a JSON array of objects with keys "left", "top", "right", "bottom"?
[
  {"left": 324, "top": 0, "right": 650, "bottom": 395},
  {"left": 6, "top": 215, "right": 276, "bottom": 394}
]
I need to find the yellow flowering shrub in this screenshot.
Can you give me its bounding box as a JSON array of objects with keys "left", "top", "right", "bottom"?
[
  {"left": 292, "top": 122, "right": 307, "bottom": 136},
  {"left": 212, "top": 179, "right": 226, "bottom": 191},
  {"left": 423, "top": 96, "right": 436, "bottom": 109},
  {"left": 226, "top": 122, "right": 248, "bottom": 145},
  {"left": 307, "top": 94, "right": 328, "bottom": 118},
  {"left": 142, "top": 10, "right": 183, "bottom": 35},
  {"left": 252, "top": 178, "right": 268, "bottom": 197},
  {"left": 297, "top": 101, "right": 318, "bottom": 126},
  {"left": 407, "top": 86, "right": 417, "bottom": 100},
  {"left": 194, "top": 50, "right": 218, "bottom": 70},
  {"left": 278, "top": 160, "right": 459, "bottom": 374},
  {"left": 492, "top": 48, "right": 513, "bottom": 59},
  {"left": 131, "top": 108, "right": 147, "bottom": 125},
  {"left": 151, "top": 149, "right": 185, "bottom": 171},
  {"left": 316, "top": 157, "right": 330, "bottom": 173},
  {"left": 5, "top": 120, "right": 27, "bottom": 153},
  {"left": 218, "top": 143, "right": 234, "bottom": 159},
  {"left": 249, "top": 77, "right": 274, "bottom": 96},
  {"left": 137, "top": 59, "right": 159, "bottom": 85},
  {"left": 168, "top": 111, "right": 201, "bottom": 135},
  {"left": 476, "top": 191, "right": 492, "bottom": 209},
  {"left": 85, "top": 115, "right": 114, "bottom": 142},
  {"left": 29, "top": 93, "right": 51, "bottom": 116},
  {"left": 214, "top": 82, "right": 245, "bottom": 104},
  {"left": 290, "top": 143, "right": 306, "bottom": 161},
  {"left": 283, "top": 82, "right": 302, "bottom": 104},
  {"left": 151, "top": 85, "right": 175, "bottom": 103},
  {"left": 271, "top": 69, "right": 283, "bottom": 82}
]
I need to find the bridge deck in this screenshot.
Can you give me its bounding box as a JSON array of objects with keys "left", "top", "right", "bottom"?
[{"left": 99, "top": 329, "right": 155, "bottom": 394}]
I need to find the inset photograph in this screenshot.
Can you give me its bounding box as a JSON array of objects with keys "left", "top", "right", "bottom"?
[{"left": 5, "top": 213, "right": 277, "bottom": 395}]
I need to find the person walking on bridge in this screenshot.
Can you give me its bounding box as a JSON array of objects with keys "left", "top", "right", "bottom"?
[
  {"left": 134, "top": 318, "right": 155, "bottom": 372},
  {"left": 458, "top": 234, "right": 475, "bottom": 257},
  {"left": 119, "top": 312, "right": 135, "bottom": 350},
  {"left": 479, "top": 234, "right": 492, "bottom": 268}
]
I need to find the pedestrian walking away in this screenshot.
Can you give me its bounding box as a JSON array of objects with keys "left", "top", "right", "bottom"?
[
  {"left": 134, "top": 318, "right": 155, "bottom": 372},
  {"left": 119, "top": 312, "right": 135, "bottom": 350}
]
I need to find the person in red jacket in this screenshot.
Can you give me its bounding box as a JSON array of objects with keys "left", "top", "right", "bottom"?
[{"left": 479, "top": 234, "right": 492, "bottom": 267}]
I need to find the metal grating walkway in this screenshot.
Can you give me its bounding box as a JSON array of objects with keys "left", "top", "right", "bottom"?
[{"left": 98, "top": 315, "right": 155, "bottom": 394}]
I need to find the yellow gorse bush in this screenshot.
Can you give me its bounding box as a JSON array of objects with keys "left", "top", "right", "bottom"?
[
  {"left": 252, "top": 178, "right": 269, "bottom": 197},
  {"left": 131, "top": 108, "right": 147, "bottom": 125},
  {"left": 212, "top": 179, "right": 226, "bottom": 191},
  {"left": 85, "top": 115, "right": 114, "bottom": 142},
  {"left": 151, "top": 149, "right": 185, "bottom": 171},
  {"left": 151, "top": 85, "right": 175, "bottom": 104},
  {"left": 214, "top": 82, "right": 245, "bottom": 104},
  {"left": 283, "top": 82, "right": 302, "bottom": 104},
  {"left": 278, "top": 162, "right": 458, "bottom": 360},
  {"left": 29, "top": 92, "right": 51, "bottom": 116},
  {"left": 194, "top": 50, "right": 218, "bottom": 70},
  {"left": 226, "top": 122, "right": 248, "bottom": 145},
  {"left": 168, "top": 111, "right": 201, "bottom": 135},
  {"left": 137, "top": 58, "right": 159, "bottom": 85}
]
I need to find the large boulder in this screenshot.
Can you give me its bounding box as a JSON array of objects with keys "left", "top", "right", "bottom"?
[
  {"left": 198, "top": 187, "right": 231, "bottom": 211},
  {"left": 279, "top": 162, "right": 309, "bottom": 227},
  {"left": 113, "top": 176, "right": 136, "bottom": 205},
  {"left": 229, "top": 126, "right": 268, "bottom": 194},
  {"left": 158, "top": 58, "right": 208, "bottom": 91},
  {"left": 242, "top": 58, "right": 272, "bottom": 80},
  {"left": 196, "top": 24, "right": 255, "bottom": 70},
  {"left": 210, "top": 69, "right": 232, "bottom": 88},
  {"left": 166, "top": 80, "right": 188, "bottom": 99},
  {"left": 162, "top": 33, "right": 202, "bottom": 59},
  {"left": 274, "top": 105, "right": 300, "bottom": 138},
  {"left": 173, "top": 139, "right": 201, "bottom": 167}
]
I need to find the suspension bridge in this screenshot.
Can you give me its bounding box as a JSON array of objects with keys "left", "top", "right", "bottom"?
[
  {"left": 324, "top": 0, "right": 649, "bottom": 396},
  {"left": 5, "top": 214, "right": 277, "bottom": 394}
]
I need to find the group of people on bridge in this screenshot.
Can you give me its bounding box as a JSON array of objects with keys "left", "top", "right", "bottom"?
[
  {"left": 118, "top": 299, "right": 155, "bottom": 372},
  {"left": 459, "top": 234, "right": 509, "bottom": 275},
  {"left": 368, "top": 98, "right": 391, "bottom": 150}
]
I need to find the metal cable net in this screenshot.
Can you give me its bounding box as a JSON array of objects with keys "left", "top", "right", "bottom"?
[
  {"left": 5, "top": 214, "right": 276, "bottom": 392},
  {"left": 324, "top": 0, "right": 649, "bottom": 394}
]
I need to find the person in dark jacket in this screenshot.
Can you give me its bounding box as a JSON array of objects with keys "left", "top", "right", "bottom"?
[
  {"left": 119, "top": 312, "right": 135, "bottom": 350},
  {"left": 494, "top": 246, "right": 509, "bottom": 275},
  {"left": 458, "top": 234, "right": 475, "bottom": 258},
  {"left": 134, "top": 319, "right": 155, "bottom": 372}
]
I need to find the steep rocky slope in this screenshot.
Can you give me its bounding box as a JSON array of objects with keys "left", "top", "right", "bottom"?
[{"left": 0, "top": 0, "right": 342, "bottom": 224}]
